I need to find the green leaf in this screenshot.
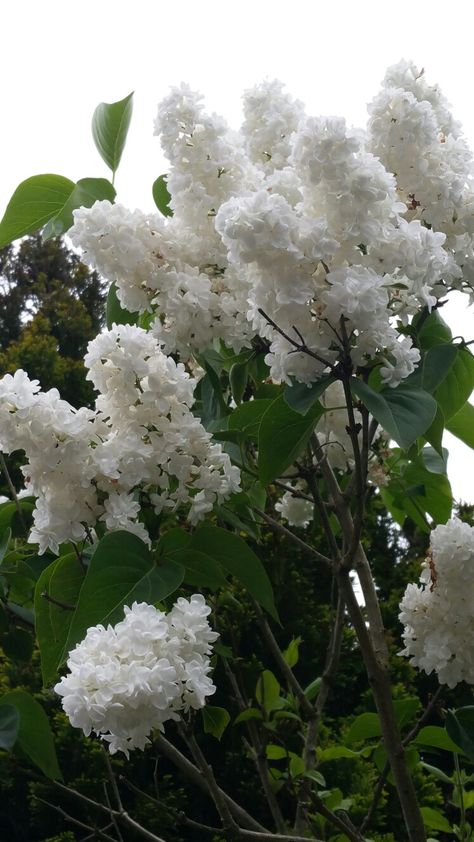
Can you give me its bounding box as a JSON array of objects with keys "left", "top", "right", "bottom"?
[
  {"left": 106, "top": 281, "right": 139, "bottom": 330},
  {"left": 304, "top": 769, "right": 326, "bottom": 787},
  {"left": 446, "top": 707, "right": 474, "bottom": 761},
  {"left": 63, "top": 532, "right": 184, "bottom": 659},
  {"left": 415, "top": 309, "right": 452, "bottom": 349},
  {"left": 152, "top": 174, "right": 173, "bottom": 217},
  {"left": 0, "top": 528, "right": 11, "bottom": 563},
  {"left": 435, "top": 348, "right": 474, "bottom": 420},
  {"left": 420, "top": 806, "right": 452, "bottom": 833},
  {"left": 190, "top": 526, "right": 278, "bottom": 621},
  {"left": 234, "top": 707, "right": 263, "bottom": 725},
  {"left": 0, "top": 628, "right": 34, "bottom": 661},
  {"left": 423, "top": 405, "right": 445, "bottom": 456},
  {"left": 284, "top": 375, "right": 335, "bottom": 415},
  {"left": 0, "top": 174, "right": 75, "bottom": 247},
  {"left": 393, "top": 698, "right": 419, "bottom": 729},
  {"left": 256, "top": 671, "right": 281, "bottom": 713},
  {"left": 0, "top": 704, "right": 19, "bottom": 750},
  {"left": 422, "top": 446, "right": 448, "bottom": 474},
  {"left": 92, "top": 92, "right": 133, "bottom": 176},
  {"left": 167, "top": 548, "right": 227, "bottom": 591},
  {"left": 304, "top": 677, "right": 322, "bottom": 700},
  {"left": 42, "top": 177, "right": 116, "bottom": 239},
  {"left": 35, "top": 553, "right": 84, "bottom": 686},
  {"left": 258, "top": 394, "right": 323, "bottom": 484},
  {"left": 202, "top": 706, "right": 230, "bottom": 740},
  {"left": 228, "top": 399, "right": 274, "bottom": 439},
  {"left": 446, "top": 402, "right": 474, "bottom": 449},
  {"left": 413, "top": 726, "right": 463, "bottom": 754},
  {"left": 419, "top": 761, "right": 453, "bottom": 784},
  {"left": 319, "top": 745, "right": 373, "bottom": 762},
  {"left": 351, "top": 380, "right": 437, "bottom": 449},
  {"left": 346, "top": 712, "right": 381, "bottom": 743},
  {"left": 283, "top": 636, "right": 302, "bottom": 668},
  {"left": 266, "top": 744, "right": 287, "bottom": 760},
  {"left": 422, "top": 343, "right": 458, "bottom": 392},
  {"left": 229, "top": 362, "right": 248, "bottom": 405},
  {"left": 0, "top": 690, "right": 62, "bottom": 779}
]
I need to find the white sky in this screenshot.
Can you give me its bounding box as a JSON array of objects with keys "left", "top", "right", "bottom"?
[{"left": 1, "top": 0, "right": 473, "bottom": 502}]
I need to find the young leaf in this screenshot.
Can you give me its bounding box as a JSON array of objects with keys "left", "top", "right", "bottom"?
[
  {"left": 42, "top": 177, "right": 116, "bottom": 239},
  {"left": 258, "top": 394, "right": 323, "bottom": 484},
  {"left": 420, "top": 807, "right": 452, "bottom": 833},
  {"left": 256, "top": 670, "right": 281, "bottom": 713},
  {"left": 345, "top": 712, "right": 381, "bottom": 743},
  {"left": 283, "top": 636, "right": 302, "bottom": 668},
  {"left": 202, "top": 706, "right": 230, "bottom": 740},
  {"left": 34, "top": 553, "right": 83, "bottom": 687},
  {"left": 106, "top": 281, "right": 139, "bottom": 329},
  {"left": 0, "top": 174, "right": 75, "bottom": 247},
  {"left": 435, "top": 347, "right": 474, "bottom": 420},
  {"left": 63, "top": 532, "right": 184, "bottom": 659},
  {"left": 422, "top": 343, "right": 458, "bottom": 393},
  {"left": 446, "top": 401, "right": 474, "bottom": 449},
  {"left": 284, "top": 374, "right": 335, "bottom": 415},
  {"left": 0, "top": 690, "right": 62, "bottom": 780},
  {"left": 413, "top": 725, "right": 463, "bottom": 754},
  {"left": 0, "top": 704, "right": 19, "bottom": 750},
  {"left": 446, "top": 707, "right": 474, "bottom": 761},
  {"left": 190, "top": 526, "right": 278, "bottom": 621},
  {"left": 0, "top": 528, "right": 11, "bottom": 564},
  {"left": 351, "top": 380, "right": 437, "bottom": 450},
  {"left": 234, "top": 707, "right": 263, "bottom": 725},
  {"left": 152, "top": 174, "right": 173, "bottom": 217},
  {"left": 92, "top": 92, "right": 134, "bottom": 176}
]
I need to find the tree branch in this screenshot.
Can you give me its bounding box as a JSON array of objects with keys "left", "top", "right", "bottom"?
[{"left": 156, "top": 734, "right": 268, "bottom": 832}]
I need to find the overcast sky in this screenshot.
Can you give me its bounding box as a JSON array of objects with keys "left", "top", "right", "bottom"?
[{"left": 1, "top": 0, "right": 473, "bottom": 501}]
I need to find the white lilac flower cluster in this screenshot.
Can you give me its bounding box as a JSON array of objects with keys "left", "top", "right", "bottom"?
[
  {"left": 68, "top": 62, "right": 471, "bottom": 389},
  {"left": 54, "top": 595, "right": 218, "bottom": 757},
  {"left": 0, "top": 327, "right": 240, "bottom": 553},
  {"left": 399, "top": 518, "right": 474, "bottom": 687}
]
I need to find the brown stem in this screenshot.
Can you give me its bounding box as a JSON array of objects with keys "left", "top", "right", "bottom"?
[
  {"left": 337, "top": 572, "right": 426, "bottom": 842},
  {"left": 177, "top": 723, "right": 241, "bottom": 838},
  {"left": 294, "top": 593, "right": 346, "bottom": 834},
  {"left": 156, "top": 734, "right": 268, "bottom": 832},
  {"left": 253, "top": 507, "right": 332, "bottom": 568},
  {"left": 51, "top": 779, "right": 169, "bottom": 842},
  {"left": 257, "top": 308, "right": 335, "bottom": 370},
  {"left": 0, "top": 452, "right": 26, "bottom": 532},
  {"left": 223, "top": 658, "right": 287, "bottom": 833}
]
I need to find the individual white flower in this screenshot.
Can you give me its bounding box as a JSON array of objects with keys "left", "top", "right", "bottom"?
[
  {"left": 400, "top": 518, "right": 474, "bottom": 687},
  {"left": 275, "top": 488, "right": 314, "bottom": 528},
  {"left": 55, "top": 597, "right": 218, "bottom": 757}
]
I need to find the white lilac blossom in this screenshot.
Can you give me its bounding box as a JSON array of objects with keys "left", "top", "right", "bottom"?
[
  {"left": 0, "top": 327, "right": 240, "bottom": 553},
  {"left": 69, "top": 65, "right": 474, "bottom": 387},
  {"left": 54, "top": 596, "right": 218, "bottom": 757},
  {"left": 399, "top": 518, "right": 474, "bottom": 687}
]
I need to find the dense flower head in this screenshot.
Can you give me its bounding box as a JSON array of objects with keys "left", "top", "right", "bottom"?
[
  {"left": 54, "top": 596, "right": 218, "bottom": 757},
  {"left": 0, "top": 327, "right": 240, "bottom": 552},
  {"left": 67, "top": 62, "right": 474, "bottom": 390},
  {"left": 399, "top": 518, "right": 474, "bottom": 687}
]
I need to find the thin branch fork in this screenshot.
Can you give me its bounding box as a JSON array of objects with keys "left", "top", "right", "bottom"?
[{"left": 257, "top": 308, "right": 335, "bottom": 371}]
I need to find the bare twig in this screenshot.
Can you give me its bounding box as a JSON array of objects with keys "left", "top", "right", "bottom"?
[
  {"left": 0, "top": 452, "right": 26, "bottom": 531},
  {"left": 222, "top": 658, "right": 287, "bottom": 833},
  {"left": 294, "top": 593, "right": 346, "bottom": 834},
  {"left": 51, "top": 779, "right": 169, "bottom": 842},
  {"left": 258, "top": 308, "right": 335, "bottom": 370},
  {"left": 252, "top": 600, "right": 314, "bottom": 718},
  {"left": 156, "top": 734, "right": 268, "bottom": 832},
  {"left": 35, "top": 796, "right": 118, "bottom": 842},
  {"left": 253, "top": 507, "right": 332, "bottom": 568},
  {"left": 177, "top": 722, "right": 240, "bottom": 837}
]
